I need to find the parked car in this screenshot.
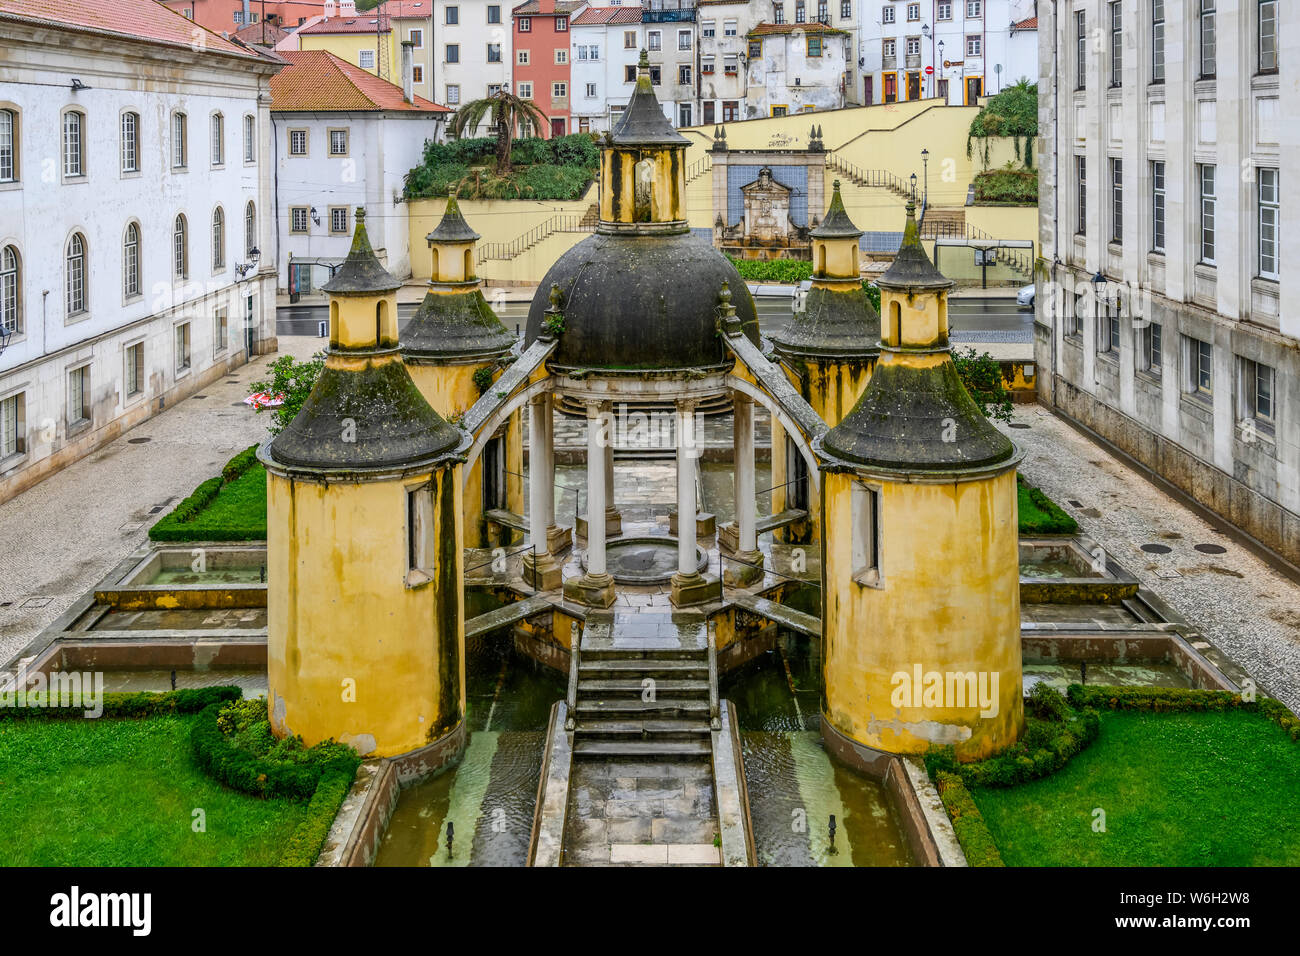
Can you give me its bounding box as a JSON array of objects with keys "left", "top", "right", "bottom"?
[{"left": 1017, "top": 284, "right": 1036, "bottom": 308}]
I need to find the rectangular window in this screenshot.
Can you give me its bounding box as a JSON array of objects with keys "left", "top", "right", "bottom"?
[
  {"left": 817, "top": 0, "right": 828, "bottom": 21},
  {"left": 553, "top": 82, "right": 567, "bottom": 99},
  {"left": 446, "top": 5, "right": 458, "bottom": 24},
  {"left": 625, "top": 65, "right": 637, "bottom": 82},
  {"left": 1110, "top": 2, "right": 1122, "bottom": 86},
  {"left": 586, "top": 82, "right": 597, "bottom": 97},
  {"left": 518, "top": 16, "right": 530, "bottom": 31},
  {"left": 446, "top": 44, "right": 460, "bottom": 63},
  {"left": 329, "top": 129, "right": 348, "bottom": 156},
  {"left": 488, "top": 5, "right": 501, "bottom": 23},
  {"left": 678, "top": 103, "right": 692, "bottom": 126},
  {"left": 1184, "top": 336, "right": 1212, "bottom": 396},
  {"left": 1076, "top": 156, "right": 1086, "bottom": 235},
  {"left": 724, "top": 56, "right": 738, "bottom": 75},
  {"left": 407, "top": 486, "right": 432, "bottom": 575},
  {"left": 1, "top": 392, "right": 26, "bottom": 458},
  {"left": 679, "top": 29, "right": 692, "bottom": 50},
  {"left": 938, "top": 1, "right": 952, "bottom": 19},
  {"left": 171, "top": 112, "right": 186, "bottom": 169},
  {"left": 556, "top": 16, "right": 567, "bottom": 31},
  {"left": 883, "top": 39, "right": 895, "bottom": 57},
  {"left": 882, "top": 4, "right": 894, "bottom": 22},
  {"left": 121, "top": 112, "right": 139, "bottom": 173},
  {"left": 0, "top": 109, "right": 13, "bottom": 183},
  {"left": 214, "top": 308, "right": 228, "bottom": 355},
  {"left": 966, "top": 0, "right": 981, "bottom": 15},
  {"left": 555, "top": 49, "right": 567, "bottom": 64},
  {"left": 1237, "top": 358, "right": 1275, "bottom": 429},
  {"left": 648, "top": 30, "right": 661, "bottom": 51},
  {"left": 290, "top": 206, "right": 309, "bottom": 234},
  {"left": 774, "top": 3, "right": 785, "bottom": 24},
  {"left": 907, "top": 3, "right": 919, "bottom": 21},
  {"left": 1099, "top": 297, "right": 1120, "bottom": 353},
  {"left": 796, "top": 0, "right": 806, "bottom": 23},
  {"left": 412, "top": 64, "right": 424, "bottom": 83},
  {"left": 905, "top": 37, "right": 919, "bottom": 56},
  {"left": 723, "top": 100, "right": 739, "bottom": 122},
  {"left": 1258, "top": 168, "right": 1279, "bottom": 279},
  {"left": 487, "top": 42, "right": 502, "bottom": 62},
  {"left": 702, "top": 20, "right": 715, "bottom": 37},
  {"left": 810, "top": 36, "right": 825, "bottom": 56},
  {"left": 125, "top": 342, "right": 144, "bottom": 397},
  {"left": 1110, "top": 158, "right": 1123, "bottom": 244},
  {"left": 1199, "top": 164, "right": 1216, "bottom": 264},
  {"left": 1141, "top": 322, "right": 1162, "bottom": 376},
  {"left": 447, "top": 85, "right": 461, "bottom": 105},
  {"left": 1152, "top": 0, "right": 1165, "bottom": 81},
  {"left": 679, "top": 65, "right": 691, "bottom": 84},
  {"left": 1199, "top": 0, "right": 1216, "bottom": 78},
  {"left": 175, "top": 323, "right": 191, "bottom": 374},
  {"left": 330, "top": 206, "right": 349, "bottom": 234},
  {"left": 1076, "top": 10, "right": 1086, "bottom": 90},
  {"left": 289, "top": 128, "right": 307, "bottom": 156},
  {"left": 68, "top": 365, "right": 90, "bottom": 425},
  {"left": 966, "top": 35, "right": 980, "bottom": 56},
  {"left": 851, "top": 482, "right": 882, "bottom": 586},
  {"left": 625, "top": 30, "right": 637, "bottom": 48},
  {"left": 1258, "top": 0, "right": 1277, "bottom": 72},
  {"left": 702, "top": 59, "right": 715, "bottom": 74},
  {"left": 517, "top": 49, "right": 530, "bottom": 64},
  {"left": 749, "top": 39, "right": 763, "bottom": 58},
  {"left": 1151, "top": 160, "right": 1166, "bottom": 252},
  {"left": 408, "top": 28, "right": 423, "bottom": 48},
  {"left": 359, "top": 49, "right": 376, "bottom": 69},
  {"left": 841, "top": 0, "right": 851, "bottom": 17},
  {"left": 64, "top": 111, "right": 84, "bottom": 177},
  {"left": 210, "top": 115, "right": 223, "bottom": 167},
  {"left": 518, "top": 82, "right": 533, "bottom": 99}
]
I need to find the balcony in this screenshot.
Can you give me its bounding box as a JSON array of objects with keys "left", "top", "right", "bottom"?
[{"left": 643, "top": 9, "right": 695, "bottom": 22}]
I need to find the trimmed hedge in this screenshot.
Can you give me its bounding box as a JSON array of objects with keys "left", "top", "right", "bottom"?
[
  {"left": 221, "top": 444, "right": 260, "bottom": 483},
  {"left": 925, "top": 685, "right": 1101, "bottom": 788},
  {"left": 933, "top": 772, "right": 1004, "bottom": 867},
  {"left": 0, "top": 686, "right": 241, "bottom": 722},
  {"left": 190, "top": 701, "right": 360, "bottom": 801},
  {"left": 278, "top": 771, "right": 353, "bottom": 867},
  {"left": 1067, "top": 685, "right": 1300, "bottom": 741},
  {"left": 726, "top": 257, "right": 813, "bottom": 283},
  {"left": 149, "top": 445, "right": 267, "bottom": 542},
  {"left": 1017, "top": 476, "right": 1080, "bottom": 535}
]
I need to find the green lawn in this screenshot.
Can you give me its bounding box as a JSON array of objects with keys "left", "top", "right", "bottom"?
[
  {"left": 1017, "top": 479, "right": 1079, "bottom": 535},
  {"left": 0, "top": 714, "right": 307, "bottom": 866},
  {"left": 972, "top": 709, "right": 1300, "bottom": 866},
  {"left": 149, "top": 464, "right": 266, "bottom": 542}
]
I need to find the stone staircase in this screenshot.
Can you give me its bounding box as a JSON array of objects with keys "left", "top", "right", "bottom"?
[
  {"left": 572, "top": 645, "right": 714, "bottom": 761},
  {"left": 919, "top": 206, "right": 966, "bottom": 238}
]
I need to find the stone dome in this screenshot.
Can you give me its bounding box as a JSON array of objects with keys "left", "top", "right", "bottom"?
[{"left": 523, "top": 230, "right": 760, "bottom": 371}]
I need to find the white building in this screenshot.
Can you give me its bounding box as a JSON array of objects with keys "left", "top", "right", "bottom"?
[
  {"left": 1037, "top": 0, "right": 1300, "bottom": 568},
  {"left": 571, "top": 6, "right": 644, "bottom": 133},
  {"left": 0, "top": 0, "right": 280, "bottom": 503},
  {"left": 745, "top": 20, "right": 850, "bottom": 116},
  {"left": 644, "top": 0, "right": 700, "bottom": 127},
  {"left": 433, "top": 0, "right": 514, "bottom": 130},
  {"left": 270, "top": 49, "right": 449, "bottom": 290},
  {"left": 697, "top": 0, "right": 754, "bottom": 123},
  {"left": 859, "top": 0, "right": 1036, "bottom": 105}
]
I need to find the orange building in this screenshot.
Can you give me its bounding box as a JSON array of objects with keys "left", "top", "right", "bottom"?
[
  {"left": 163, "top": 0, "right": 331, "bottom": 34},
  {"left": 511, "top": 0, "right": 582, "bottom": 137}
]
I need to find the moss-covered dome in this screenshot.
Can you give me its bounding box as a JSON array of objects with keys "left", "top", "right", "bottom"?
[
  {"left": 523, "top": 231, "right": 760, "bottom": 370},
  {"left": 404, "top": 289, "right": 514, "bottom": 360},
  {"left": 769, "top": 284, "right": 880, "bottom": 360}
]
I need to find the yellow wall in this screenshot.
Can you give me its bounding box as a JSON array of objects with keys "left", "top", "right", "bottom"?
[
  {"left": 266, "top": 464, "right": 465, "bottom": 757},
  {"left": 299, "top": 33, "right": 398, "bottom": 80},
  {"left": 821, "top": 466, "right": 1023, "bottom": 760}
]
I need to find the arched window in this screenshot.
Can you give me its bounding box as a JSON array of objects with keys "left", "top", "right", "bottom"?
[
  {"left": 173, "top": 214, "right": 188, "bottom": 279},
  {"left": 212, "top": 207, "right": 225, "bottom": 270},
  {"left": 0, "top": 245, "right": 20, "bottom": 334},
  {"left": 123, "top": 223, "right": 140, "bottom": 298},
  {"left": 0, "top": 108, "right": 17, "bottom": 183},
  {"left": 63, "top": 109, "right": 85, "bottom": 178},
  {"left": 65, "top": 233, "right": 86, "bottom": 317},
  {"left": 244, "top": 201, "right": 256, "bottom": 257},
  {"left": 210, "top": 112, "right": 224, "bottom": 166}
]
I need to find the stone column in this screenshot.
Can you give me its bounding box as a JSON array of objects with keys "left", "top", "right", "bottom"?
[
  {"left": 563, "top": 400, "right": 615, "bottom": 608},
  {"left": 538, "top": 392, "right": 571, "bottom": 555},
  {"left": 723, "top": 394, "right": 764, "bottom": 586},
  {"left": 603, "top": 403, "right": 622, "bottom": 537},
  {"left": 671, "top": 398, "right": 717, "bottom": 607},
  {"left": 523, "top": 395, "right": 562, "bottom": 590}
]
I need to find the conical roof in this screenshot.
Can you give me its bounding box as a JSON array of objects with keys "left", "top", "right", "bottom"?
[
  {"left": 404, "top": 287, "right": 515, "bottom": 359},
  {"left": 768, "top": 284, "right": 879, "bottom": 359},
  {"left": 426, "top": 196, "right": 480, "bottom": 244},
  {"left": 321, "top": 208, "right": 402, "bottom": 294},
  {"left": 876, "top": 198, "right": 952, "bottom": 292},
  {"left": 810, "top": 181, "right": 862, "bottom": 239},
  {"left": 611, "top": 50, "right": 689, "bottom": 147}
]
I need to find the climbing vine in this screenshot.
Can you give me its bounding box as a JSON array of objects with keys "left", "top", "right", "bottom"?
[{"left": 966, "top": 80, "right": 1038, "bottom": 170}]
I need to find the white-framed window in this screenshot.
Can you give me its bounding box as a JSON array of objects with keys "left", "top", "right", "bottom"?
[
  {"left": 65, "top": 232, "right": 86, "bottom": 317},
  {"left": 724, "top": 19, "right": 737, "bottom": 35},
  {"left": 679, "top": 65, "right": 691, "bottom": 84},
  {"left": 1199, "top": 164, "right": 1216, "bottom": 264},
  {"left": 447, "top": 84, "right": 461, "bottom": 105},
  {"left": 553, "top": 81, "right": 567, "bottom": 99},
  {"left": 244, "top": 201, "right": 256, "bottom": 256},
  {"left": 518, "top": 15, "right": 530, "bottom": 31},
  {"left": 171, "top": 111, "right": 187, "bottom": 168},
  {"left": 123, "top": 223, "right": 139, "bottom": 298},
  {"left": 1152, "top": 0, "right": 1165, "bottom": 81},
  {"left": 330, "top": 206, "right": 349, "bottom": 234},
  {"left": 774, "top": 2, "right": 785, "bottom": 23},
  {"left": 851, "top": 481, "right": 882, "bottom": 586},
  {"left": 1258, "top": 168, "right": 1279, "bottom": 279},
  {"left": 966, "top": 0, "right": 981, "bottom": 16},
  {"left": 1258, "top": 0, "right": 1278, "bottom": 72},
  {"left": 488, "top": 42, "right": 502, "bottom": 62},
  {"left": 1098, "top": 294, "right": 1120, "bottom": 354},
  {"left": 445, "top": 4, "right": 458, "bottom": 23},
  {"left": 212, "top": 206, "right": 225, "bottom": 271},
  {"left": 555, "top": 48, "right": 567, "bottom": 64},
  {"left": 409, "top": 27, "right": 423, "bottom": 47},
  {"left": 1140, "top": 321, "right": 1162, "bottom": 376},
  {"left": 1199, "top": 0, "right": 1216, "bottom": 77},
  {"left": 518, "top": 82, "right": 533, "bottom": 99},
  {"left": 214, "top": 307, "right": 228, "bottom": 355},
  {"left": 840, "top": 0, "right": 851, "bottom": 17},
  {"left": 488, "top": 4, "right": 501, "bottom": 23},
  {"left": 1076, "top": 9, "right": 1086, "bottom": 89},
  {"left": 211, "top": 112, "right": 224, "bottom": 165},
  {"left": 243, "top": 114, "right": 256, "bottom": 163},
  {"left": 795, "top": 0, "right": 806, "bottom": 23},
  {"left": 174, "top": 322, "right": 191, "bottom": 374},
  {"left": 0, "top": 108, "right": 15, "bottom": 183},
  {"left": 648, "top": 30, "right": 661, "bottom": 50},
  {"left": 585, "top": 82, "right": 597, "bottom": 98},
  {"left": 702, "top": 58, "right": 715, "bottom": 75},
  {"left": 966, "top": 35, "right": 981, "bottom": 56},
  {"left": 906, "top": 38, "right": 920, "bottom": 56},
  {"left": 882, "top": 39, "right": 896, "bottom": 57},
  {"left": 625, "top": 30, "right": 638, "bottom": 48},
  {"left": 289, "top": 128, "right": 308, "bottom": 156},
  {"left": 1184, "top": 335, "right": 1213, "bottom": 397},
  {"left": 1110, "top": 157, "right": 1123, "bottom": 244},
  {"left": 882, "top": 5, "right": 895, "bottom": 23},
  {"left": 907, "top": 3, "right": 920, "bottom": 21},
  {"left": 359, "top": 49, "right": 376, "bottom": 69},
  {"left": 329, "top": 128, "right": 349, "bottom": 156},
  {"left": 67, "top": 364, "right": 90, "bottom": 425},
  {"left": 63, "top": 110, "right": 85, "bottom": 177},
  {"left": 121, "top": 111, "right": 139, "bottom": 173},
  {"left": 517, "top": 49, "right": 530, "bottom": 64},
  {"left": 678, "top": 29, "right": 692, "bottom": 50},
  {"left": 1151, "top": 160, "right": 1166, "bottom": 252},
  {"left": 406, "top": 484, "right": 433, "bottom": 577},
  {"left": 702, "top": 19, "right": 715, "bottom": 37},
  {"left": 289, "top": 206, "right": 309, "bottom": 234},
  {"left": 173, "top": 214, "right": 188, "bottom": 278},
  {"left": 1237, "top": 357, "right": 1275, "bottom": 430},
  {"left": 556, "top": 16, "right": 567, "bottom": 30},
  {"left": 0, "top": 392, "right": 24, "bottom": 458},
  {"left": 125, "top": 341, "right": 144, "bottom": 399},
  {"left": 0, "top": 245, "right": 20, "bottom": 335}
]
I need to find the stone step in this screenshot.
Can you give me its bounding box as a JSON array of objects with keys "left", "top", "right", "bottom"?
[
  {"left": 579, "top": 659, "right": 709, "bottom": 678},
  {"left": 578, "top": 678, "right": 710, "bottom": 695},
  {"left": 571, "top": 738, "right": 713, "bottom": 760},
  {"left": 581, "top": 647, "right": 708, "bottom": 662},
  {"left": 575, "top": 698, "right": 711, "bottom": 718},
  {"left": 574, "top": 718, "right": 712, "bottom": 739}
]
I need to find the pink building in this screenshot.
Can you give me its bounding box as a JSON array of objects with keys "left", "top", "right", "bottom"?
[
  {"left": 162, "top": 0, "right": 331, "bottom": 35},
  {"left": 511, "top": 0, "right": 583, "bottom": 137}
]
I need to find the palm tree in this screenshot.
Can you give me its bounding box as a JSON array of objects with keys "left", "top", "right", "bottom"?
[{"left": 448, "top": 86, "right": 550, "bottom": 175}]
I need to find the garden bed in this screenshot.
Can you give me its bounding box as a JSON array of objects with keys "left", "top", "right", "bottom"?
[
  {"left": 149, "top": 445, "right": 267, "bottom": 542},
  {"left": 1017, "top": 477, "right": 1079, "bottom": 535},
  {"left": 404, "top": 134, "right": 598, "bottom": 201}
]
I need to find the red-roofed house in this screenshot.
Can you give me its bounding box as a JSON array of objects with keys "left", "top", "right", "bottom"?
[
  {"left": 0, "top": 0, "right": 282, "bottom": 499},
  {"left": 270, "top": 50, "right": 448, "bottom": 289},
  {"left": 511, "top": 0, "right": 584, "bottom": 137},
  {"left": 162, "top": 0, "right": 333, "bottom": 36},
  {"left": 570, "top": 5, "right": 643, "bottom": 133}
]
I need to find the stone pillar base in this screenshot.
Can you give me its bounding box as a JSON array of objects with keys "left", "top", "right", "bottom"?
[
  {"left": 522, "top": 550, "right": 563, "bottom": 591},
  {"left": 575, "top": 510, "right": 622, "bottom": 540},
  {"left": 722, "top": 549, "right": 764, "bottom": 587},
  {"left": 670, "top": 571, "right": 719, "bottom": 608},
  {"left": 546, "top": 524, "right": 573, "bottom": 555},
  {"left": 668, "top": 510, "right": 717, "bottom": 539},
  {"left": 717, "top": 521, "right": 739, "bottom": 553},
  {"left": 563, "top": 572, "right": 617, "bottom": 608}
]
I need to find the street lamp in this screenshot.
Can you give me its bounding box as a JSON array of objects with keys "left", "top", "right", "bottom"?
[
  {"left": 921, "top": 148, "right": 929, "bottom": 205},
  {"left": 910, "top": 172, "right": 917, "bottom": 201},
  {"left": 1092, "top": 270, "right": 1108, "bottom": 335}
]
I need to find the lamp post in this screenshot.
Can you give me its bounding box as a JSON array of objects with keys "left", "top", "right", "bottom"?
[
  {"left": 937, "top": 40, "right": 945, "bottom": 102},
  {"left": 910, "top": 172, "right": 917, "bottom": 201},
  {"left": 1092, "top": 271, "right": 1107, "bottom": 341},
  {"left": 921, "top": 148, "right": 929, "bottom": 205}
]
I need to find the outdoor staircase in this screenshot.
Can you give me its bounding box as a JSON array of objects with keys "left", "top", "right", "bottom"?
[
  {"left": 479, "top": 205, "right": 597, "bottom": 261},
  {"left": 572, "top": 645, "right": 714, "bottom": 761},
  {"left": 919, "top": 206, "right": 966, "bottom": 238},
  {"left": 825, "top": 153, "right": 914, "bottom": 199}
]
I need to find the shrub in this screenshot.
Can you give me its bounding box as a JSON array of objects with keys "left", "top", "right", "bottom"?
[
  {"left": 191, "top": 698, "right": 360, "bottom": 800},
  {"left": 1017, "top": 477, "right": 1080, "bottom": 534},
  {"left": 952, "top": 347, "right": 1013, "bottom": 423},
  {"left": 552, "top": 132, "right": 600, "bottom": 168},
  {"left": 967, "top": 79, "right": 1037, "bottom": 168},
  {"left": 973, "top": 167, "right": 1039, "bottom": 204},
  {"left": 1026, "top": 682, "right": 1071, "bottom": 722},
  {"left": 934, "top": 772, "right": 1005, "bottom": 867},
  {"left": 510, "top": 136, "right": 553, "bottom": 166},
  {"left": 472, "top": 366, "right": 496, "bottom": 394},
  {"left": 278, "top": 771, "right": 353, "bottom": 867},
  {"left": 221, "top": 444, "right": 260, "bottom": 483},
  {"left": 726, "top": 257, "right": 814, "bottom": 283},
  {"left": 0, "top": 686, "right": 241, "bottom": 722},
  {"left": 247, "top": 352, "right": 325, "bottom": 436},
  {"left": 1067, "top": 685, "right": 1300, "bottom": 741}
]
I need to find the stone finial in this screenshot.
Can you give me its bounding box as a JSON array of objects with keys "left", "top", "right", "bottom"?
[
  {"left": 355, "top": 206, "right": 366, "bottom": 223},
  {"left": 638, "top": 48, "right": 650, "bottom": 71},
  {"left": 548, "top": 282, "right": 563, "bottom": 311}
]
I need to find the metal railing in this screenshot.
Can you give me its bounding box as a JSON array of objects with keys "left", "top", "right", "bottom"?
[
  {"left": 565, "top": 621, "right": 580, "bottom": 731},
  {"left": 825, "top": 155, "right": 914, "bottom": 199},
  {"left": 919, "top": 219, "right": 1035, "bottom": 279},
  {"left": 686, "top": 154, "right": 712, "bottom": 184},
  {"left": 479, "top": 213, "right": 595, "bottom": 262}
]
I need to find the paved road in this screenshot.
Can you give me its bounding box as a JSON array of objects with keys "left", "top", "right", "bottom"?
[{"left": 278, "top": 295, "right": 1031, "bottom": 342}]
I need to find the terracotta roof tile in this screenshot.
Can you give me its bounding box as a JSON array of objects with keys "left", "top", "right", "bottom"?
[
  {"left": 748, "top": 20, "right": 847, "bottom": 36},
  {"left": 512, "top": 0, "right": 583, "bottom": 15},
  {"left": 271, "top": 49, "right": 449, "bottom": 111},
  {"left": 233, "top": 21, "right": 290, "bottom": 46},
  {"left": 297, "top": 12, "right": 390, "bottom": 33},
  {"left": 0, "top": 0, "right": 257, "bottom": 58},
  {"left": 1011, "top": 15, "right": 1037, "bottom": 29},
  {"left": 572, "top": 6, "right": 642, "bottom": 24}
]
